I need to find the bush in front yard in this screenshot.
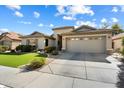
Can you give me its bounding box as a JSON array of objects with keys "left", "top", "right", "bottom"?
[
  {"left": 0, "top": 45, "right": 9, "bottom": 52},
  {"left": 120, "top": 38, "right": 124, "bottom": 62},
  {"left": 44, "top": 46, "right": 56, "bottom": 53},
  {"left": 51, "top": 50, "right": 59, "bottom": 55},
  {"left": 16, "top": 45, "right": 36, "bottom": 52},
  {"left": 26, "top": 58, "right": 45, "bottom": 70}
]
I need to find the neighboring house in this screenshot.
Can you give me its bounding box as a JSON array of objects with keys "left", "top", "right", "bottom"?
[
  {"left": 52, "top": 25, "right": 112, "bottom": 54},
  {"left": 112, "top": 33, "right": 124, "bottom": 51},
  {"left": 21, "top": 31, "right": 55, "bottom": 49},
  {"left": 0, "top": 32, "right": 21, "bottom": 49}
]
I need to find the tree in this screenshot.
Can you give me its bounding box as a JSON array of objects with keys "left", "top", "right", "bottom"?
[
  {"left": 111, "top": 24, "right": 123, "bottom": 36},
  {"left": 121, "top": 38, "right": 124, "bottom": 56}
]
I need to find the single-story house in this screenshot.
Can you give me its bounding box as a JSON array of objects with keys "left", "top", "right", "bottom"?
[
  {"left": 0, "top": 32, "right": 21, "bottom": 49},
  {"left": 21, "top": 25, "right": 112, "bottom": 54},
  {"left": 112, "top": 33, "right": 124, "bottom": 51},
  {"left": 20, "top": 31, "right": 55, "bottom": 49},
  {"left": 52, "top": 25, "right": 112, "bottom": 54}
]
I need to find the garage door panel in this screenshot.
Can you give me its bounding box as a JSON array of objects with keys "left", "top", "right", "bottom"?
[{"left": 67, "top": 37, "right": 106, "bottom": 53}]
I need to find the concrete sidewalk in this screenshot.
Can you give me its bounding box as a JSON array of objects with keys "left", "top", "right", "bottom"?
[{"left": 0, "top": 65, "right": 116, "bottom": 88}]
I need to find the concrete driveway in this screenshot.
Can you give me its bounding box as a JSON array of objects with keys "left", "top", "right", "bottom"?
[
  {"left": 37, "top": 52, "right": 119, "bottom": 88},
  {"left": 0, "top": 52, "right": 119, "bottom": 88}
]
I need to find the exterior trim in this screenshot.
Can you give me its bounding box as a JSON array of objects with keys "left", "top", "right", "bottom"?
[
  {"left": 61, "top": 30, "right": 112, "bottom": 36},
  {"left": 52, "top": 26, "right": 74, "bottom": 30},
  {"left": 20, "top": 35, "right": 55, "bottom": 40}
]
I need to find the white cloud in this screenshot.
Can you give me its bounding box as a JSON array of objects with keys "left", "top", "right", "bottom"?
[
  {"left": 93, "top": 19, "right": 96, "bottom": 21},
  {"left": 112, "top": 7, "right": 118, "bottom": 12},
  {"left": 63, "top": 16, "right": 76, "bottom": 20},
  {"left": 56, "top": 5, "right": 67, "bottom": 16},
  {"left": 0, "top": 28, "right": 9, "bottom": 33},
  {"left": 34, "top": 11, "right": 40, "bottom": 18},
  {"left": 111, "top": 6, "right": 124, "bottom": 13},
  {"left": 101, "top": 18, "right": 107, "bottom": 23},
  {"left": 49, "top": 24, "right": 54, "bottom": 27},
  {"left": 120, "top": 5, "right": 124, "bottom": 12},
  {"left": 111, "top": 17, "right": 119, "bottom": 23},
  {"left": 14, "top": 11, "right": 23, "bottom": 17},
  {"left": 38, "top": 23, "right": 44, "bottom": 27},
  {"left": 76, "top": 20, "right": 97, "bottom": 27},
  {"left": 6, "top": 5, "right": 21, "bottom": 10},
  {"left": 18, "top": 21, "right": 31, "bottom": 24},
  {"left": 56, "top": 5, "right": 94, "bottom": 20}
]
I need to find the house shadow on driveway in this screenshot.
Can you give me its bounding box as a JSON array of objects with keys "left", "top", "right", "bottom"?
[{"left": 48, "top": 52, "right": 109, "bottom": 63}]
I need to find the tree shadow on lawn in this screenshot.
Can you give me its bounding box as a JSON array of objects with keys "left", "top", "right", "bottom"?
[
  {"left": 35, "top": 54, "right": 48, "bottom": 58},
  {"left": 0, "top": 52, "right": 28, "bottom": 55}
]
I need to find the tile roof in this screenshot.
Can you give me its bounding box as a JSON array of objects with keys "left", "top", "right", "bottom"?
[
  {"left": 20, "top": 31, "right": 55, "bottom": 40},
  {"left": 112, "top": 33, "right": 124, "bottom": 40},
  {"left": 61, "top": 29, "right": 112, "bottom": 36},
  {"left": 73, "top": 25, "right": 97, "bottom": 31},
  {"left": 1, "top": 32, "right": 21, "bottom": 41},
  {"left": 52, "top": 26, "right": 74, "bottom": 30}
]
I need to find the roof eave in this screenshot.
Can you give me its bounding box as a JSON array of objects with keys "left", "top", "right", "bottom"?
[
  {"left": 61, "top": 30, "right": 112, "bottom": 36},
  {"left": 52, "top": 26, "right": 74, "bottom": 30}
]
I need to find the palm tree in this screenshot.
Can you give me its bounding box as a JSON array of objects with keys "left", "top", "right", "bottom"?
[{"left": 111, "top": 24, "right": 123, "bottom": 36}]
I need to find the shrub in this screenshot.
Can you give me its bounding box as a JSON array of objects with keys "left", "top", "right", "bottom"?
[
  {"left": 121, "top": 48, "right": 124, "bottom": 56},
  {"left": 44, "top": 46, "right": 56, "bottom": 53},
  {"left": 115, "top": 48, "right": 121, "bottom": 53},
  {"left": 39, "top": 53, "right": 48, "bottom": 57},
  {"left": 0, "top": 45, "right": 9, "bottom": 52},
  {"left": 16, "top": 45, "right": 36, "bottom": 52},
  {"left": 121, "top": 37, "right": 124, "bottom": 57},
  {"left": 26, "top": 58, "right": 45, "bottom": 70},
  {"left": 11, "top": 50, "right": 16, "bottom": 53},
  {"left": 51, "top": 50, "right": 59, "bottom": 55}
]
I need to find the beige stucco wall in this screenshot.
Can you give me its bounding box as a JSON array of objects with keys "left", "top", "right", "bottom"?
[
  {"left": 53, "top": 28, "right": 74, "bottom": 47},
  {"left": 0, "top": 40, "right": 12, "bottom": 48},
  {"left": 21, "top": 37, "right": 45, "bottom": 49},
  {"left": 113, "top": 38, "right": 123, "bottom": 50},
  {"left": 0, "top": 36, "right": 21, "bottom": 49},
  {"left": 11, "top": 41, "right": 21, "bottom": 49},
  {"left": 48, "top": 39, "right": 55, "bottom": 47},
  {"left": 53, "top": 28, "right": 74, "bottom": 35},
  {"left": 21, "top": 37, "right": 55, "bottom": 49},
  {"left": 62, "top": 33, "right": 112, "bottom": 53},
  {"left": 21, "top": 39, "right": 27, "bottom": 45},
  {"left": 37, "top": 38, "right": 45, "bottom": 49},
  {"left": 106, "top": 34, "right": 112, "bottom": 49}
]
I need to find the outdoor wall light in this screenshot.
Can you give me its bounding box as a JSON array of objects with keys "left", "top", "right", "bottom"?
[{"left": 108, "top": 36, "right": 111, "bottom": 38}]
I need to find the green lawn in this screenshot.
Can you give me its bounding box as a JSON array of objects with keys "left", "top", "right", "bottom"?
[{"left": 0, "top": 53, "right": 46, "bottom": 68}]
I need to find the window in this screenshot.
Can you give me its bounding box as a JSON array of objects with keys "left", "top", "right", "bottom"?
[
  {"left": 71, "top": 38, "right": 75, "bottom": 40},
  {"left": 26, "top": 40, "right": 30, "bottom": 45},
  {"left": 98, "top": 37, "right": 102, "bottom": 40},
  {"left": 75, "top": 38, "right": 79, "bottom": 40},
  {"left": 84, "top": 38, "right": 89, "bottom": 40},
  {"left": 45, "top": 39, "right": 49, "bottom": 46}
]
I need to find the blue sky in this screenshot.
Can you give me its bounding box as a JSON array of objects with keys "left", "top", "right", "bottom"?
[{"left": 0, "top": 5, "right": 124, "bottom": 35}]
